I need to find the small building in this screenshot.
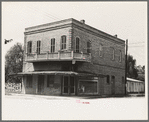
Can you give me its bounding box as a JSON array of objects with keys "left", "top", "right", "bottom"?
[
  {"left": 126, "top": 78, "right": 145, "bottom": 93},
  {"left": 18, "top": 18, "right": 126, "bottom": 96}
]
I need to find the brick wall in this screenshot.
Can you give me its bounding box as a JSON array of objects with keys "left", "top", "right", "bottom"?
[{"left": 72, "top": 25, "right": 125, "bottom": 95}]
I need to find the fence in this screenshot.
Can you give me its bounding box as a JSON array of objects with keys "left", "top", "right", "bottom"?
[{"left": 5, "top": 83, "right": 22, "bottom": 93}]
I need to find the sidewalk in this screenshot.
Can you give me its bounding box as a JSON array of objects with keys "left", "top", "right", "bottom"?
[{"left": 4, "top": 92, "right": 145, "bottom": 100}]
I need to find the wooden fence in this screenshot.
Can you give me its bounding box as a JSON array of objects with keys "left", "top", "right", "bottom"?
[{"left": 5, "top": 83, "right": 21, "bottom": 93}]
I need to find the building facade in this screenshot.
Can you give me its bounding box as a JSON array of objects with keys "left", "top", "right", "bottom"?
[
  {"left": 126, "top": 78, "right": 145, "bottom": 93},
  {"left": 20, "top": 18, "right": 126, "bottom": 96}
]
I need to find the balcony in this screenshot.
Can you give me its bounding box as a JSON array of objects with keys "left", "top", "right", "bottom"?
[{"left": 25, "top": 51, "right": 91, "bottom": 63}]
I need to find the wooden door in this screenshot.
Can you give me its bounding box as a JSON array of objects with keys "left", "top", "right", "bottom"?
[
  {"left": 111, "top": 76, "right": 115, "bottom": 95},
  {"left": 38, "top": 75, "right": 44, "bottom": 94},
  {"left": 63, "top": 76, "right": 75, "bottom": 95}
]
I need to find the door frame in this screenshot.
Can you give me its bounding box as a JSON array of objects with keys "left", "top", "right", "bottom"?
[
  {"left": 111, "top": 76, "right": 115, "bottom": 95},
  {"left": 62, "top": 76, "right": 75, "bottom": 95},
  {"left": 38, "top": 75, "right": 44, "bottom": 94}
]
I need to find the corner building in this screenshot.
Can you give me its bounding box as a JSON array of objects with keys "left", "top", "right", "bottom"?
[{"left": 21, "top": 18, "right": 125, "bottom": 96}]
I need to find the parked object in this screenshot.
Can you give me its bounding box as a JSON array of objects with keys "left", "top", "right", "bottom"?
[{"left": 126, "top": 78, "right": 145, "bottom": 94}]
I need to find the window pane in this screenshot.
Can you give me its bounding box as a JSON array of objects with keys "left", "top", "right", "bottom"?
[
  {"left": 47, "top": 75, "right": 54, "bottom": 87},
  {"left": 64, "top": 76, "right": 68, "bottom": 86},
  {"left": 70, "top": 76, "right": 74, "bottom": 86},
  {"left": 76, "top": 38, "right": 79, "bottom": 52},
  {"left": 70, "top": 87, "right": 74, "bottom": 93},
  {"left": 107, "top": 75, "right": 110, "bottom": 84},
  {"left": 61, "top": 36, "right": 66, "bottom": 50},
  {"left": 79, "top": 81, "right": 97, "bottom": 93},
  {"left": 64, "top": 44, "right": 66, "bottom": 49}
]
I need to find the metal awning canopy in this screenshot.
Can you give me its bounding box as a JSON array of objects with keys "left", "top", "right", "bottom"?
[{"left": 9, "top": 71, "right": 105, "bottom": 77}]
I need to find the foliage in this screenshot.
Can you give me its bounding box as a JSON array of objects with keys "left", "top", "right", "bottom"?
[
  {"left": 5, "top": 43, "right": 23, "bottom": 83},
  {"left": 127, "top": 54, "right": 138, "bottom": 79}
]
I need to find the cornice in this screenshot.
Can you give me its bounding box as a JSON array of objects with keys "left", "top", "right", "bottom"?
[
  {"left": 24, "top": 23, "right": 72, "bottom": 35},
  {"left": 72, "top": 23, "right": 125, "bottom": 45},
  {"left": 71, "top": 18, "right": 125, "bottom": 44}
]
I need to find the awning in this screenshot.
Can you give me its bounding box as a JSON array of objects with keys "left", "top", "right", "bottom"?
[
  {"left": 9, "top": 71, "right": 105, "bottom": 77},
  {"left": 127, "top": 78, "right": 144, "bottom": 83}
]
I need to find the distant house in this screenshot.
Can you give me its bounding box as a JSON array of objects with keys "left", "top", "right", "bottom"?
[
  {"left": 18, "top": 18, "right": 126, "bottom": 96},
  {"left": 126, "top": 78, "right": 145, "bottom": 93}
]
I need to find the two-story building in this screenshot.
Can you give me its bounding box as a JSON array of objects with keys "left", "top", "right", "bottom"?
[{"left": 18, "top": 18, "right": 126, "bottom": 96}]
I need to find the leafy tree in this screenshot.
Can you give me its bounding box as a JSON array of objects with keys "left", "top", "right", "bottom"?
[
  {"left": 127, "top": 54, "right": 138, "bottom": 79},
  {"left": 5, "top": 43, "right": 23, "bottom": 83}
]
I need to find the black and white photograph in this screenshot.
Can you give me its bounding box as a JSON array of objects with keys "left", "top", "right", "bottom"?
[{"left": 2, "top": 1, "right": 148, "bottom": 120}]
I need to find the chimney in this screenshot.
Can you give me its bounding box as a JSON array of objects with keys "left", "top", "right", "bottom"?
[
  {"left": 114, "top": 34, "right": 118, "bottom": 38},
  {"left": 80, "top": 20, "right": 85, "bottom": 24}
]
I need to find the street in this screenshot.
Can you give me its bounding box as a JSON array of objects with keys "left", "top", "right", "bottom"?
[{"left": 2, "top": 94, "right": 147, "bottom": 120}]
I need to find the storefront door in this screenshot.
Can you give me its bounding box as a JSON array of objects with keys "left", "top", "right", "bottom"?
[
  {"left": 111, "top": 76, "right": 115, "bottom": 95},
  {"left": 63, "top": 76, "right": 75, "bottom": 95},
  {"left": 38, "top": 75, "right": 44, "bottom": 94}
]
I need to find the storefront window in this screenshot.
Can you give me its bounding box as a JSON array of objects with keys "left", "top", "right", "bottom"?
[{"left": 79, "top": 81, "right": 97, "bottom": 94}]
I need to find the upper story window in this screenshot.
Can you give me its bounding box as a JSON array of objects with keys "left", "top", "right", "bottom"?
[
  {"left": 119, "top": 50, "right": 122, "bottom": 62},
  {"left": 75, "top": 37, "right": 80, "bottom": 53},
  {"left": 111, "top": 47, "right": 115, "bottom": 60},
  {"left": 99, "top": 44, "right": 103, "bottom": 57},
  {"left": 61, "top": 35, "right": 66, "bottom": 50},
  {"left": 37, "top": 41, "right": 41, "bottom": 54},
  {"left": 27, "top": 41, "right": 32, "bottom": 54},
  {"left": 87, "top": 41, "right": 91, "bottom": 53},
  {"left": 51, "top": 38, "right": 55, "bottom": 53}
]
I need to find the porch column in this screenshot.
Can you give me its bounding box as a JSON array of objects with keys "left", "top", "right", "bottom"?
[
  {"left": 35, "top": 75, "right": 38, "bottom": 94},
  {"left": 21, "top": 76, "right": 26, "bottom": 94}
]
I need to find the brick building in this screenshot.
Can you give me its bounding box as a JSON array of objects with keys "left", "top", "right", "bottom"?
[{"left": 19, "top": 18, "right": 125, "bottom": 96}]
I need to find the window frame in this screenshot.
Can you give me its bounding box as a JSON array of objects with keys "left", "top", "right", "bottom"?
[
  {"left": 107, "top": 75, "right": 110, "bottom": 84},
  {"left": 111, "top": 47, "right": 115, "bottom": 60},
  {"left": 51, "top": 38, "right": 55, "bottom": 53},
  {"left": 87, "top": 41, "right": 91, "bottom": 54},
  {"left": 99, "top": 44, "right": 103, "bottom": 57},
  {"left": 27, "top": 41, "right": 32, "bottom": 54},
  {"left": 119, "top": 50, "right": 122, "bottom": 62},
  {"left": 61, "top": 35, "right": 66, "bottom": 50},
  {"left": 122, "top": 76, "right": 125, "bottom": 84},
  {"left": 37, "top": 40, "right": 41, "bottom": 54},
  {"left": 75, "top": 37, "right": 80, "bottom": 53},
  {"left": 47, "top": 75, "right": 55, "bottom": 87}
]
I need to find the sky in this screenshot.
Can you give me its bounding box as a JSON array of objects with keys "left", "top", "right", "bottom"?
[{"left": 2, "top": 2, "right": 147, "bottom": 66}]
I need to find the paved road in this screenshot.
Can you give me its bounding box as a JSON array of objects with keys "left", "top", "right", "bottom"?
[{"left": 3, "top": 93, "right": 147, "bottom": 120}]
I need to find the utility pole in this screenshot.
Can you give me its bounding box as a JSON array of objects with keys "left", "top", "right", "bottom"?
[{"left": 125, "top": 39, "right": 128, "bottom": 95}]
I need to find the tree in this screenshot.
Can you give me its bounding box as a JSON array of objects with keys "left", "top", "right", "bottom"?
[
  {"left": 5, "top": 43, "right": 23, "bottom": 83},
  {"left": 127, "top": 54, "right": 138, "bottom": 79}
]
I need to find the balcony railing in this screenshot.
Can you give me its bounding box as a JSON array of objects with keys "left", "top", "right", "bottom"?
[{"left": 25, "top": 51, "right": 91, "bottom": 62}]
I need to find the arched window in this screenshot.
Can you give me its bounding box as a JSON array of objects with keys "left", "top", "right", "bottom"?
[
  {"left": 87, "top": 41, "right": 91, "bottom": 53},
  {"left": 27, "top": 41, "right": 32, "bottom": 54},
  {"left": 119, "top": 50, "right": 122, "bottom": 62},
  {"left": 107, "top": 75, "right": 110, "bottom": 84},
  {"left": 99, "top": 44, "right": 103, "bottom": 57},
  {"left": 75, "top": 37, "right": 80, "bottom": 53},
  {"left": 61, "top": 35, "right": 66, "bottom": 50},
  {"left": 37, "top": 40, "right": 41, "bottom": 54},
  {"left": 111, "top": 47, "right": 115, "bottom": 60},
  {"left": 51, "top": 38, "right": 55, "bottom": 53}
]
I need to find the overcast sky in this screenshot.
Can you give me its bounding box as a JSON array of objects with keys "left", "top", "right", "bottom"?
[{"left": 2, "top": 2, "right": 147, "bottom": 66}]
